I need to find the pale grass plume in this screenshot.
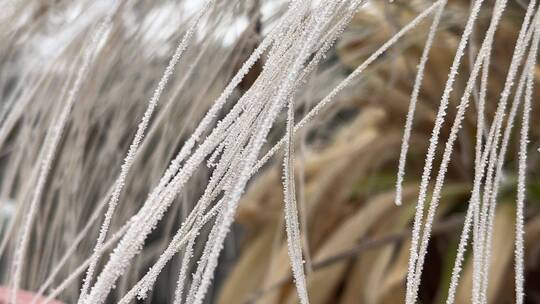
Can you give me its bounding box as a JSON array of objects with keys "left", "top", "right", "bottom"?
[
  {"left": 12, "top": 7, "right": 116, "bottom": 303},
  {"left": 405, "top": 0, "right": 486, "bottom": 302}
]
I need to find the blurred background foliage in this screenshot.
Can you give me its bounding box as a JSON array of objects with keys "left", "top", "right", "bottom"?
[{"left": 0, "top": 0, "right": 539, "bottom": 303}]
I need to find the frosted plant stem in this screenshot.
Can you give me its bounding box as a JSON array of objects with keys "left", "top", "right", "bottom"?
[
  {"left": 191, "top": 60, "right": 291, "bottom": 304},
  {"left": 515, "top": 23, "right": 538, "bottom": 304},
  {"left": 252, "top": 0, "right": 444, "bottom": 176},
  {"left": 405, "top": 1, "right": 486, "bottom": 302},
  {"left": 480, "top": 14, "right": 540, "bottom": 303},
  {"left": 187, "top": 18, "right": 311, "bottom": 304},
  {"left": 414, "top": 0, "right": 535, "bottom": 301},
  {"left": 187, "top": 3, "right": 373, "bottom": 302},
  {"left": 477, "top": 143, "right": 501, "bottom": 303},
  {"left": 184, "top": 209, "right": 226, "bottom": 304},
  {"left": 172, "top": 227, "right": 197, "bottom": 304},
  {"left": 477, "top": 7, "right": 539, "bottom": 302},
  {"left": 171, "top": 103, "right": 266, "bottom": 304},
  {"left": 464, "top": 50, "right": 489, "bottom": 302},
  {"left": 471, "top": 53, "right": 491, "bottom": 302},
  {"left": 446, "top": 51, "right": 491, "bottom": 304},
  {"left": 283, "top": 97, "right": 310, "bottom": 304},
  {"left": 270, "top": 3, "right": 362, "bottom": 303},
  {"left": 429, "top": 1, "right": 539, "bottom": 301},
  {"left": 446, "top": 196, "right": 475, "bottom": 304},
  {"left": 178, "top": 7, "right": 363, "bottom": 299},
  {"left": 463, "top": 2, "right": 493, "bottom": 286},
  {"left": 409, "top": 0, "right": 509, "bottom": 299},
  {"left": 185, "top": 135, "right": 256, "bottom": 303},
  {"left": 79, "top": 1, "right": 215, "bottom": 301},
  {"left": 395, "top": 0, "right": 446, "bottom": 206},
  {"left": 178, "top": 31, "right": 300, "bottom": 302},
  {"left": 11, "top": 12, "right": 113, "bottom": 303}
]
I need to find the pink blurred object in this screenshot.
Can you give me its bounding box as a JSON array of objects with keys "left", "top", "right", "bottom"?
[{"left": 0, "top": 286, "right": 63, "bottom": 304}]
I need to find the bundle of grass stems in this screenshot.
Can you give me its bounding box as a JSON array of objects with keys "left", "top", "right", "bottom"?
[{"left": 0, "top": 0, "right": 539, "bottom": 303}]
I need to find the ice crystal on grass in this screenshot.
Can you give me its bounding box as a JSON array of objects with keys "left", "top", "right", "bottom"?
[
  {"left": 405, "top": 0, "right": 487, "bottom": 302},
  {"left": 444, "top": 1, "right": 538, "bottom": 302},
  {"left": 395, "top": 0, "right": 446, "bottom": 206},
  {"left": 3, "top": 1, "right": 536, "bottom": 304},
  {"left": 515, "top": 24, "right": 539, "bottom": 303},
  {"left": 80, "top": 1, "right": 216, "bottom": 301}
]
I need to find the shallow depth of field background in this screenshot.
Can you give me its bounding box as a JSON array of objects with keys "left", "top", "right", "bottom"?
[{"left": 0, "top": 1, "right": 539, "bottom": 303}]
